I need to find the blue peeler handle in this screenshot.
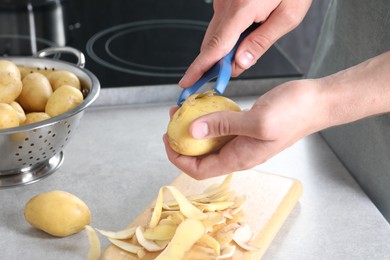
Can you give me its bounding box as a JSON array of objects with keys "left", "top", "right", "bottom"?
[{"left": 177, "top": 23, "right": 259, "bottom": 106}]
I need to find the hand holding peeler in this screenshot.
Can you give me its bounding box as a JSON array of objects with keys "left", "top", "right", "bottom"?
[{"left": 177, "top": 23, "right": 259, "bottom": 106}]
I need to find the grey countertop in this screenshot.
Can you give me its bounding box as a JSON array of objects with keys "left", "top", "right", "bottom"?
[{"left": 1, "top": 89, "right": 390, "bottom": 260}]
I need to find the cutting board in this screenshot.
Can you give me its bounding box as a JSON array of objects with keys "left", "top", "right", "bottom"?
[{"left": 101, "top": 169, "right": 302, "bottom": 260}]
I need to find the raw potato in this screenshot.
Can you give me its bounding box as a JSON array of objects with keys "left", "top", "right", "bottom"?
[
  {"left": 22, "top": 112, "right": 50, "bottom": 125},
  {"left": 24, "top": 190, "right": 91, "bottom": 237},
  {"left": 0, "top": 59, "right": 21, "bottom": 80},
  {"left": 19, "top": 72, "right": 53, "bottom": 112},
  {"left": 0, "top": 103, "right": 19, "bottom": 129},
  {"left": 18, "top": 66, "right": 55, "bottom": 79},
  {"left": 45, "top": 85, "right": 84, "bottom": 117},
  {"left": 46, "top": 70, "right": 81, "bottom": 90},
  {"left": 0, "top": 73, "right": 22, "bottom": 104},
  {"left": 10, "top": 101, "right": 26, "bottom": 124},
  {"left": 167, "top": 91, "right": 241, "bottom": 156}
]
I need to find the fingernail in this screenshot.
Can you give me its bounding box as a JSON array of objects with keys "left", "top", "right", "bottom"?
[
  {"left": 237, "top": 51, "right": 254, "bottom": 69},
  {"left": 192, "top": 122, "right": 208, "bottom": 139}
]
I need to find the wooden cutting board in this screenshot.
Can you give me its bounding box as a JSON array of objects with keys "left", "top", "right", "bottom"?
[{"left": 101, "top": 169, "right": 302, "bottom": 260}]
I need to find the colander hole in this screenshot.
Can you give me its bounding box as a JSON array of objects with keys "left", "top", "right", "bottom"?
[
  {"left": 48, "top": 131, "right": 52, "bottom": 134},
  {"left": 52, "top": 134, "right": 56, "bottom": 137},
  {"left": 43, "top": 156, "right": 47, "bottom": 159},
  {"left": 48, "top": 142, "right": 51, "bottom": 146},
  {"left": 67, "top": 124, "right": 71, "bottom": 128},
  {"left": 68, "top": 130, "right": 71, "bottom": 134},
  {"left": 65, "top": 137, "right": 68, "bottom": 142},
  {"left": 42, "top": 152, "right": 46, "bottom": 155},
  {"left": 29, "top": 156, "right": 33, "bottom": 160},
  {"left": 15, "top": 153, "right": 19, "bottom": 156},
  {"left": 44, "top": 139, "right": 48, "bottom": 143},
  {"left": 30, "top": 143, "right": 34, "bottom": 147},
  {"left": 49, "top": 147, "right": 53, "bottom": 150},
  {"left": 38, "top": 135, "right": 43, "bottom": 139},
  {"left": 33, "top": 129, "right": 37, "bottom": 133},
  {"left": 36, "top": 158, "right": 40, "bottom": 161},
  {"left": 18, "top": 146, "right": 22, "bottom": 149},
  {"left": 24, "top": 137, "right": 29, "bottom": 141},
  {"left": 18, "top": 159, "right": 22, "bottom": 161},
  {"left": 28, "top": 151, "right": 32, "bottom": 154}
]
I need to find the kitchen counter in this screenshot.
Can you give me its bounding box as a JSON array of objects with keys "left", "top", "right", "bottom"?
[{"left": 1, "top": 94, "right": 390, "bottom": 260}]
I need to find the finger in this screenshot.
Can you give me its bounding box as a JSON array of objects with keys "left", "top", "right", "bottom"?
[
  {"left": 179, "top": 17, "right": 252, "bottom": 88},
  {"left": 189, "top": 110, "right": 259, "bottom": 140},
  {"left": 232, "top": 1, "right": 311, "bottom": 77},
  {"left": 168, "top": 135, "right": 286, "bottom": 180},
  {"left": 169, "top": 106, "right": 179, "bottom": 119}
]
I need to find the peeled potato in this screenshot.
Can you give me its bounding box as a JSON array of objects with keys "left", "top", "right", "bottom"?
[
  {"left": 19, "top": 73, "right": 53, "bottom": 112},
  {"left": 10, "top": 101, "right": 26, "bottom": 124},
  {"left": 22, "top": 112, "right": 50, "bottom": 125},
  {"left": 0, "top": 59, "right": 21, "bottom": 80},
  {"left": 24, "top": 190, "right": 91, "bottom": 237},
  {"left": 46, "top": 70, "right": 81, "bottom": 91},
  {"left": 45, "top": 85, "right": 84, "bottom": 117},
  {"left": 167, "top": 91, "right": 241, "bottom": 156},
  {"left": 0, "top": 103, "right": 19, "bottom": 129}
]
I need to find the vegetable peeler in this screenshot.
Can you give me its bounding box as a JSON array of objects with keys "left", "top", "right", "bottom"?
[{"left": 177, "top": 23, "right": 259, "bottom": 106}]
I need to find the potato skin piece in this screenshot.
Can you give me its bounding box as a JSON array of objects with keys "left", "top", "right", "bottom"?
[{"left": 167, "top": 91, "right": 241, "bottom": 156}]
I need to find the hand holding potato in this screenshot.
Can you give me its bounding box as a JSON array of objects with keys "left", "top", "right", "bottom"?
[{"left": 167, "top": 91, "right": 241, "bottom": 156}]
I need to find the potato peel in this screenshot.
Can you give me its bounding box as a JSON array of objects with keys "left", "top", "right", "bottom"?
[
  {"left": 95, "top": 227, "right": 136, "bottom": 240},
  {"left": 108, "top": 237, "right": 143, "bottom": 254},
  {"left": 92, "top": 173, "right": 257, "bottom": 259},
  {"left": 85, "top": 225, "right": 101, "bottom": 260}
]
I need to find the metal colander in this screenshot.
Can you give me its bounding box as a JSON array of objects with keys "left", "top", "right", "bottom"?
[{"left": 0, "top": 47, "right": 100, "bottom": 188}]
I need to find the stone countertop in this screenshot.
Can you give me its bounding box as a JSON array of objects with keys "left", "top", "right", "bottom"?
[{"left": 1, "top": 96, "right": 390, "bottom": 260}]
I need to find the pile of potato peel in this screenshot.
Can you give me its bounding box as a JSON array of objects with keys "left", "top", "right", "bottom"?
[{"left": 86, "top": 173, "right": 259, "bottom": 260}]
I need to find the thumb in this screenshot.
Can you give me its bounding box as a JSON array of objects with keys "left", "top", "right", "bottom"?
[{"left": 189, "top": 110, "right": 248, "bottom": 139}]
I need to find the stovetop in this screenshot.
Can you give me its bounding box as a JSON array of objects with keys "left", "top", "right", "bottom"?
[{"left": 0, "top": 0, "right": 301, "bottom": 87}]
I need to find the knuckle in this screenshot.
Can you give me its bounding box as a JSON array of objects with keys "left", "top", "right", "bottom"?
[
  {"left": 215, "top": 116, "right": 232, "bottom": 136},
  {"left": 281, "top": 11, "right": 302, "bottom": 28},
  {"left": 249, "top": 34, "right": 273, "bottom": 53}
]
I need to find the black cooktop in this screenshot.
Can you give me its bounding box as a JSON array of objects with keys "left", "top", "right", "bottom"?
[{"left": 0, "top": 0, "right": 301, "bottom": 87}]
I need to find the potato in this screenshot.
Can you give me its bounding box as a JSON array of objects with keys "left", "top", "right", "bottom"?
[
  {"left": 45, "top": 85, "right": 84, "bottom": 117},
  {"left": 19, "top": 73, "right": 53, "bottom": 112},
  {"left": 22, "top": 112, "right": 50, "bottom": 125},
  {"left": 46, "top": 70, "right": 81, "bottom": 91},
  {"left": 18, "top": 66, "right": 54, "bottom": 79},
  {"left": 167, "top": 91, "right": 241, "bottom": 156},
  {"left": 24, "top": 190, "right": 91, "bottom": 237},
  {"left": 0, "top": 103, "right": 19, "bottom": 129},
  {"left": 0, "top": 73, "right": 22, "bottom": 104},
  {"left": 0, "top": 59, "right": 21, "bottom": 80},
  {"left": 10, "top": 101, "right": 26, "bottom": 124}
]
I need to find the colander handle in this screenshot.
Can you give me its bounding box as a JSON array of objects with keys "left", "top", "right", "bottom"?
[{"left": 34, "top": 47, "right": 86, "bottom": 68}]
